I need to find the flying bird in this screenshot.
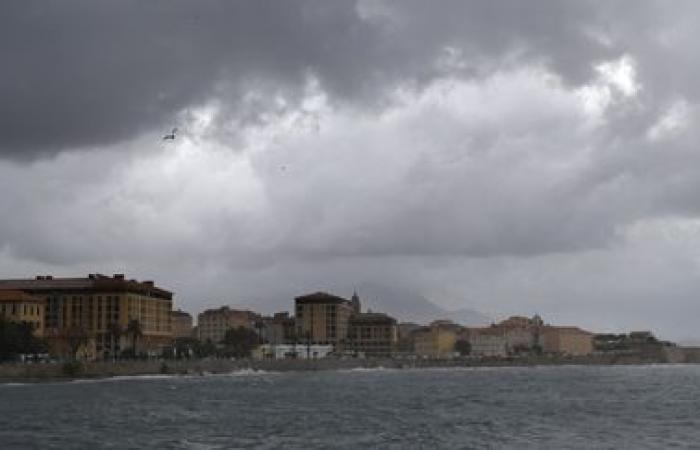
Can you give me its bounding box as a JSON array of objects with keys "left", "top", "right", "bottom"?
[{"left": 162, "top": 128, "right": 178, "bottom": 140}]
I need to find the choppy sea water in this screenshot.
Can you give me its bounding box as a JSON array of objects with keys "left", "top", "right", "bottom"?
[{"left": 1, "top": 364, "right": 700, "bottom": 449}]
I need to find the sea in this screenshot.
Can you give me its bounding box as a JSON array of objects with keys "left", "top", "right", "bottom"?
[{"left": 1, "top": 364, "right": 699, "bottom": 449}]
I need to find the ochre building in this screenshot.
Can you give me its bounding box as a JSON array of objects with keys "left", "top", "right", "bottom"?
[
  {"left": 294, "top": 292, "right": 359, "bottom": 349},
  {"left": 0, "top": 290, "right": 45, "bottom": 337},
  {"left": 0, "top": 274, "right": 173, "bottom": 359},
  {"left": 413, "top": 321, "right": 462, "bottom": 359},
  {"left": 197, "top": 306, "right": 258, "bottom": 344},
  {"left": 540, "top": 326, "right": 593, "bottom": 356}
]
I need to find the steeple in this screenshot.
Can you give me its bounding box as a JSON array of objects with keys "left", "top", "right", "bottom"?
[{"left": 350, "top": 290, "right": 361, "bottom": 314}]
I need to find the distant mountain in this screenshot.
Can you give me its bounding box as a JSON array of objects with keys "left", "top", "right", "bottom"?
[
  {"left": 355, "top": 282, "right": 491, "bottom": 326},
  {"left": 446, "top": 307, "right": 493, "bottom": 327}
]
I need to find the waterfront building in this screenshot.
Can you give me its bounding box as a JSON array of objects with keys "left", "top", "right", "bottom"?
[
  {"left": 0, "top": 274, "right": 173, "bottom": 359},
  {"left": 171, "top": 309, "right": 194, "bottom": 339},
  {"left": 413, "top": 321, "right": 462, "bottom": 359},
  {"left": 253, "top": 343, "right": 334, "bottom": 360},
  {"left": 539, "top": 326, "right": 593, "bottom": 356},
  {"left": 294, "top": 292, "right": 356, "bottom": 349},
  {"left": 197, "top": 306, "right": 258, "bottom": 344},
  {"left": 0, "top": 290, "right": 44, "bottom": 337},
  {"left": 495, "top": 315, "right": 543, "bottom": 354},
  {"left": 259, "top": 312, "right": 295, "bottom": 345},
  {"left": 467, "top": 328, "right": 508, "bottom": 357},
  {"left": 346, "top": 312, "right": 398, "bottom": 357},
  {"left": 397, "top": 322, "right": 422, "bottom": 353}
]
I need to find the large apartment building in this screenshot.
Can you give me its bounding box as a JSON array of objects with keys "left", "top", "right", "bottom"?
[
  {"left": 294, "top": 292, "right": 360, "bottom": 349},
  {"left": 346, "top": 312, "right": 398, "bottom": 357},
  {"left": 0, "top": 274, "right": 173, "bottom": 359},
  {"left": 171, "top": 309, "right": 194, "bottom": 339},
  {"left": 540, "top": 326, "right": 593, "bottom": 356},
  {"left": 197, "top": 306, "right": 258, "bottom": 344}
]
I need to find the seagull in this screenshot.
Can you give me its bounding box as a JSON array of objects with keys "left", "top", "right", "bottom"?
[{"left": 162, "top": 128, "right": 177, "bottom": 140}]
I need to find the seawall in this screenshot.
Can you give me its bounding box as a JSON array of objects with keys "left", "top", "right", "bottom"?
[{"left": 2, "top": 348, "right": 699, "bottom": 383}]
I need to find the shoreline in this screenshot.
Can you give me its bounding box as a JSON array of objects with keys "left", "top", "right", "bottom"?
[{"left": 1, "top": 352, "right": 697, "bottom": 384}]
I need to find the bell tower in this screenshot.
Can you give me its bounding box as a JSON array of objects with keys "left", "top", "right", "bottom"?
[{"left": 350, "top": 290, "right": 361, "bottom": 314}]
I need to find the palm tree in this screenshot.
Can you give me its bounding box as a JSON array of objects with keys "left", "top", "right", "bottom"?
[
  {"left": 126, "top": 319, "right": 143, "bottom": 359},
  {"left": 106, "top": 322, "right": 122, "bottom": 362}
]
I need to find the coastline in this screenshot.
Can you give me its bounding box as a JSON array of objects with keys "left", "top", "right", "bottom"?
[{"left": 2, "top": 350, "right": 698, "bottom": 384}]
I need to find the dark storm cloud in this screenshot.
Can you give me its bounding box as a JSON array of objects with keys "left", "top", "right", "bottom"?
[
  {"left": 0, "top": 1, "right": 369, "bottom": 157},
  {"left": 0, "top": 0, "right": 624, "bottom": 158}
]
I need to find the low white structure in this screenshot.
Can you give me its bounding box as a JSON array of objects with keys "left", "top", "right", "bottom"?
[{"left": 254, "top": 344, "right": 334, "bottom": 360}]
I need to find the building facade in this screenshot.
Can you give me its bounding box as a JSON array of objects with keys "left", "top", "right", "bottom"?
[
  {"left": 346, "top": 312, "right": 398, "bottom": 357},
  {"left": 413, "top": 321, "right": 461, "bottom": 359},
  {"left": 540, "top": 326, "right": 593, "bottom": 356},
  {"left": 467, "top": 328, "right": 508, "bottom": 357},
  {"left": 0, "top": 274, "right": 173, "bottom": 359},
  {"left": 197, "top": 306, "right": 258, "bottom": 344},
  {"left": 494, "top": 315, "right": 543, "bottom": 354},
  {"left": 259, "top": 312, "right": 295, "bottom": 345},
  {"left": 294, "top": 292, "right": 356, "bottom": 349},
  {"left": 0, "top": 290, "right": 45, "bottom": 337},
  {"left": 254, "top": 344, "right": 334, "bottom": 360},
  {"left": 171, "top": 309, "right": 194, "bottom": 339}
]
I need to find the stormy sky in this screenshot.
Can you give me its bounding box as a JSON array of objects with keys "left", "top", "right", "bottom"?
[{"left": 2, "top": 1, "right": 700, "bottom": 340}]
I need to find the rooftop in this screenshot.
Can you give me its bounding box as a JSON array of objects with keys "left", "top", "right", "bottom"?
[
  {"left": 349, "top": 312, "right": 397, "bottom": 325},
  {"left": 0, "top": 274, "right": 172, "bottom": 300},
  {"left": 0, "top": 290, "right": 42, "bottom": 303},
  {"left": 295, "top": 292, "right": 351, "bottom": 305}
]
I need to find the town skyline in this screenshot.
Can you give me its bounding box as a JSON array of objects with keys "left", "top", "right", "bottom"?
[
  {"left": 0, "top": 272, "right": 639, "bottom": 362},
  {"left": 0, "top": 270, "right": 689, "bottom": 342}
]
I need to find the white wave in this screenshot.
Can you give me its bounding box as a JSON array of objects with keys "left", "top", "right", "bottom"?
[
  {"left": 340, "top": 366, "right": 394, "bottom": 373},
  {"left": 0, "top": 382, "right": 31, "bottom": 387}
]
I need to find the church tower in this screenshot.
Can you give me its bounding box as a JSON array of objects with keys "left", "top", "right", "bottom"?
[{"left": 350, "top": 290, "right": 361, "bottom": 314}]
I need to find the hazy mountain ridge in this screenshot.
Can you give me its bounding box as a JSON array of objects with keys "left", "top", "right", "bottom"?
[{"left": 355, "top": 283, "right": 492, "bottom": 326}]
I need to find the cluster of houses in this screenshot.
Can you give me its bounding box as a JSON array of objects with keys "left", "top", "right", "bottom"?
[
  {"left": 188, "top": 292, "right": 596, "bottom": 360},
  {"left": 0, "top": 273, "right": 662, "bottom": 361}
]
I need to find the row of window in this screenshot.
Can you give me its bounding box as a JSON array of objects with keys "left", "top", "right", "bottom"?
[{"left": 0, "top": 303, "right": 41, "bottom": 317}]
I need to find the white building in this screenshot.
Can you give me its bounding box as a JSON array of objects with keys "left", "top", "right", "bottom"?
[{"left": 254, "top": 344, "right": 334, "bottom": 360}]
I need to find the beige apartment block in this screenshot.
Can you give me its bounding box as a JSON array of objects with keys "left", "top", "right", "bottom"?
[
  {"left": 294, "top": 292, "right": 358, "bottom": 349},
  {"left": 413, "top": 321, "right": 461, "bottom": 359},
  {"left": 171, "top": 309, "right": 194, "bottom": 339},
  {"left": 197, "top": 306, "right": 258, "bottom": 344},
  {"left": 540, "top": 326, "right": 593, "bottom": 356},
  {"left": 0, "top": 274, "right": 173, "bottom": 359}
]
